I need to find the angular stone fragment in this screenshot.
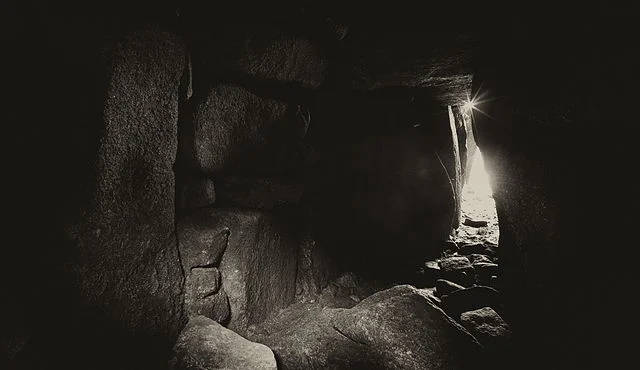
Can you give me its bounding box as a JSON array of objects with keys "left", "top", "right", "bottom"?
[
  {"left": 439, "top": 256, "right": 475, "bottom": 286},
  {"left": 178, "top": 216, "right": 230, "bottom": 271},
  {"left": 459, "top": 243, "right": 497, "bottom": 257},
  {"left": 466, "top": 254, "right": 493, "bottom": 264},
  {"left": 463, "top": 218, "right": 488, "bottom": 227},
  {"left": 188, "top": 267, "right": 221, "bottom": 299},
  {"left": 473, "top": 262, "right": 499, "bottom": 285},
  {"left": 460, "top": 307, "right": 512, "bottom": 351},
  {"left": 441, "top": 286, "right": 502, "bottom": 319},
  {"left": 435, "top": 279, "right": 466, "bottom": 297}
]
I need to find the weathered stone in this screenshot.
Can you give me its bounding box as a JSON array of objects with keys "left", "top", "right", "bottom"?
[
  {"left": 439, "top": 256, "right": 475, "bottom": 286},
  {"left": 334, "top": 272, "right": 358, "bottom": 289},
  {"left": 459, "top": 243, "right": 497, "bottom": 257},
  {"left": 179, "top": 177, "right": 216, "bottom": 210},
  {"left": 184, "top": 267, "right": 229, "bottom": 323},
  {"left": 414, "top": 260, "right": 442, "bottom": 288},
  {"left": 316, "top": 284, "right": 362, "bottom": 309},
  {"left": 188, "top": 268, "right": 221, "bottom": 299},
  {"left": 179, "top": 84, "right": 310, "bottom": 176},
  {"left": 294, "top": 223, "right": 337, "bottom": 301},
  {"left": 460, "top": 307, "right": 511, "bottom": 351},
  {"left": 180, "top": 208, "right": 297, "bottom": 336},
  {"left": 187, "top": 287, "right": 231, "bottom": 325},
  {"left": 343, "top": 30, "right": 474, "bottom": 104},
  {"left": 189, "top": 23, "right": 329, "bottom": 89},
  {"left": 43, "top": 29, "right": 187, "bottom": 368},
  {"left": 178, "top": 215, "right": 230, "bottom": 270},
  {"left": 473, "top": 262, "right": 499, "bottom": 284},
  {"left": 214, "top": 176, "right": 304, "bottom": 210},
  {"left": 463, "top": 218, "right": 488, "bottom": 227},
  {"left": 471, "top": 20, "right": 627, "bottom": 369},
  {"left": 439, "top": 256, "right": 472, "bottom": 271},
  {"left": 444, "top": 240, "right": 460, "bottom": 253},
  {"left": 441, "top": 286, "right": 502, "bottom": 319},
  {"left": 425, "top": 260, "right": 442, "bottom": 272},
  {"left": 253, "top": 285, "right": 484, "bottom": 369},
  {"left": 435, "top": 279, "right": 466, "bottom": 297},
  {"left": 319, "top": 272, "right": 386, "bottom": 307},
  {"left": 171, "top": 315, "right": 277, "bottom": 370},
  {"left": 421, "top": 287, "right": 442, "bottom": 305},
  {"left": 467, "top": 254, "right": 493, "bottom": 264}
]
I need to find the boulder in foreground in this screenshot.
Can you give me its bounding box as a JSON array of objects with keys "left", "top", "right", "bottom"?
[
  {"left": 171, "top": 315, "right": 277, "bottom": 370},
  {"left": 252, "top": 285, "right": 485, "bottom": 369}
]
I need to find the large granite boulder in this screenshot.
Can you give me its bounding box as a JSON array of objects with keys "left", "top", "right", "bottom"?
[
  {"left": 459, "top": 307, "right": 511, "bottom": 352},
  {"left": 178, "top": 84, "right": 311, "bottom": 177},
  {"left": 184, "top": 18, "right": 329, "bottom": 90},
  {"left": 171, "top": 315, "right": 277, "bottom": 370},
  {"left": 251, "top": 285, "right": 484, "bottom": 369}
]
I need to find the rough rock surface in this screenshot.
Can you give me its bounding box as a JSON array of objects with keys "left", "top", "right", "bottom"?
[
  {"left": 460, "top": 307, "right": 511, "bottom": 352},
  {"left": 435, "top": 279, "right": 465, "bottom": 297},
  {"left": 179, "top": 208, "right": 298, "bottom": 336},
  {"left": 294, "top": 221, "right": 339, "bottom": 301},
  {"left": 441, "top": 286, "right": 502, "bottom": 319},
  {"left": 467, "top": 254, "right": 493, "bottom": 264},
  {"left": 251, "top": 285, "right": 484, "bottom": 369},
  {"left": 342, "top": 30, "right": 474, "bottom": 104},
  {"left": 414, "top": 260, "right": 442, "bottom": 288},
  {"left": 214, "top": 176, "right": 304, "bottom": 210},
  {"left": 183, "top": 267, "right": 231, "bottom": 324},
  {"left": 458, "top": 243, "right": 497, "bottom": 258},
  {"left": 171, "top": 315, "right": 277, "bottom": 370},
  {"left": 187, "top": 22, "right": 329, "bottom": 89},
  {"left": 438, "top": 256, "right": 475, "bottom": 287},
  {"left": 472, "top": 262, "right": 499, "bottom": 285},
  {"left": 178, "top": 177, "right": 217, "bottom": 210},
  {"left": 471, "top": 24, "right": 595, "bottom": 366},
  {"left": 180, "top": 84, "right": 291, "bottom": 175},
  {"left": 178, "top": 215, "right": 230, "bottom": 270},
  {"left": 35, "top": 29, "right": 188, "bottom": 368}
]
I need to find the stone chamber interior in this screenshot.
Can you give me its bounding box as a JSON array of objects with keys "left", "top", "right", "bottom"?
[{"left": 2, "top": 1, "right": 631, "bottom": 369}]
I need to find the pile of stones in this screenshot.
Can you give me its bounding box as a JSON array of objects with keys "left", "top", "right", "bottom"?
[{"left": 414, "top": 240, "right": 512, "bottom": 353}]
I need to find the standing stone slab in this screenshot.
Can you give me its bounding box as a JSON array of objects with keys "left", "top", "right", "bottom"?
[
  {"left": 218, "top": 209, "right": 298, "bottom": 335},
  {"left": 178, "top": 208, "right": 298, "bottom": 336},
  {"left": 183, "top": 266, "right": 231, "bottom": 324},
  {"left": 63, "top": 29, "right": 186, "bottom": 367}
]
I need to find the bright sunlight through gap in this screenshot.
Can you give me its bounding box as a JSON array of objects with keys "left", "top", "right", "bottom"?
[{"left": 457, "top": 149, "right": 499, "bottom": 245}]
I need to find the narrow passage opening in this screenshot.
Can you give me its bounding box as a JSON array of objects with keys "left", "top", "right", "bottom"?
[{"left": 456, "top": 149, "right": 499, "bottom": 245}]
